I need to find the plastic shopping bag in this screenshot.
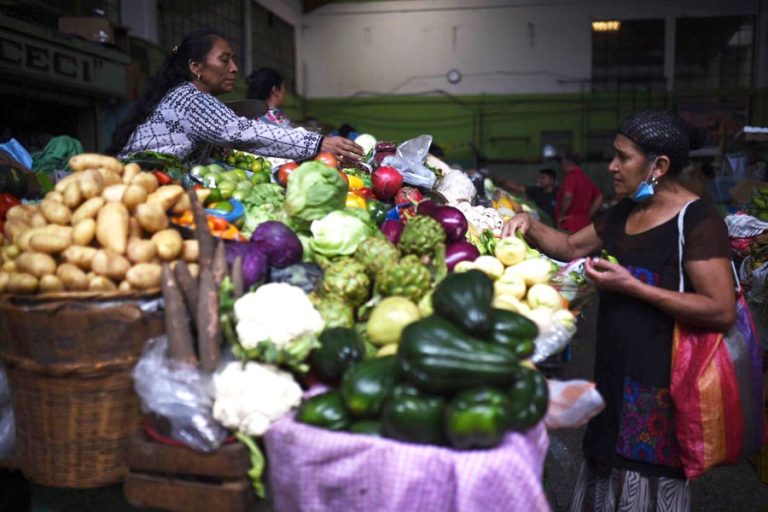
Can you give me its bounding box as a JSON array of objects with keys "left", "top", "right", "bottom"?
[{"left": 381, "top": 134, "right": 437, "bottom": 189}]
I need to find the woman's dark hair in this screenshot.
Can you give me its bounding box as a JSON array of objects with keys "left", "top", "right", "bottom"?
[
  {"left": 106, "top": 28, "right": 227, "bottom": 155},
  {"left": 246, "top": 68, "right": 284, "bottom": 101},
  {"left": 618, "top": 108, "right": 698, "bottom": 176}
]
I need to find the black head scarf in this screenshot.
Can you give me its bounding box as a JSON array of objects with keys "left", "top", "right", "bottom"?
[{"left": 618, "top": 109, "right": 696, "bottom": 174}]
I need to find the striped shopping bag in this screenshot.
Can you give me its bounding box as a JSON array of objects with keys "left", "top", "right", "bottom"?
[{"left": 670, "top": 202, "right": 766, "bottom": 479}]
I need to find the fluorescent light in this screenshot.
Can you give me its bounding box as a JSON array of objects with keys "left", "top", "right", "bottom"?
[{"left": 592, "top": 20, "right": 621, "bottom": 32}]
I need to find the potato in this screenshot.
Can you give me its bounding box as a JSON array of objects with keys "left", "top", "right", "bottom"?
[
  {"left": 15, "top": 228, "right": 44, "bottom": 253},
  {"left": 187, "top": 263, "right": 200, "bottom": 278},
  {"left": 126, "top": 263, "right": 162, "bottom": 289},
  {"left": 85, "top": 271, "right": 96, "bottom": 282},
  {"left": 63, "top": 181, "right": 82, "bottom": 209},
  {"left": 56, "top": 263, "right": 88, "bottom": 291},
  {"left": 6, "top": 205, "right": 31, "bottom": 223},
  {"left": 29, "top": 234, "right": 69, "bottom": 254},
  {"left": 130, "top": 172, "right": 159, "bottom": 194},
  {"left": 134, "top": 203, "right": 168, "bottom": 233},
  {"left": 96, "top": 202, "right": 129, "bottom": 254},
  {"left": 102, "top": 184, "right": 127, "bottom": 203},
  {"left": 181, "top": 239, "right": 199, "bottom": 262},
  {"left": 68, "top": 153, "right": 122, "bottom": 174},
  {"left": 170, "top": 193, "right": 191, "bottom": 214},
  {"left": 122, "top": 162, "right": 141, "bottom": 184},
  {"left": 91, "top": 249, "right": 131, "bottom": 281},
  {"left": 127, "top": 237, "right": 157, "bottom": 264},
  {"left": 30, "top": 212, "right": 48, "bottom": 228},
  {"left": 77, "top": 170, "right": 105, "bottom": 199},
  {"left": 2, "top": 244, "right": 19, "bottom": 261},
  {"left": 128, "top": 217, "right": 142, "bottom": 238},
  {"left": 0, "top": 271, "right": 9, "bottom": 292},
  {"left": 2, "top": 261, "right": 16, "bottom": 272},
  {"left": 96, "top": 168, "right": 122, "bottom": 186},
  {"left": 151, "top": 229, "right": 183, "bottom": 261},
  {"left": 39, "top": 274, "right": 65, "bottom": 293},
  {"left": 46, "top": 189, "right": 66, "bottom": 201},
  {"left": 72, "top": 218, "right": 96, "bottom": 246},
  {"left": 16, "top": 252, "right": 57, "bottom": 277},
  {"left": 61, "top": 245, "right": 96, "bottom": 270},
  {"left": 43, "top": 224, "right": 73, "bottom": 242},
  {"left": 6, "top": 272, "right": 38, "bottom": 294},
  {"left": 122, "top": 184, "right": 147, "bottom": 211},
  {"left": 41, "top": 199, "right": 72, "bottom": 225},
  {"left": 4, "top": 219, "right": 30, "bottom": 242},
  {"left": 147, "top": 185, "right": 184, "bottom": 211},
  {"left": 71, "top": 197, "right": 105, "bottom": 225},
  {"left": 118, "top": 280, "right": 133, "bottom": 292},
  {"left": 89, "top": 275, "right": 117, "bottom": 292}
]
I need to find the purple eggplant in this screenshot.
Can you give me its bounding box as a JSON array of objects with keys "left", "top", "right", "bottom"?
[
  {"left": 431, "top": 206, "right": 469, "bottom": 243},
  {"left": 381, "top": 220, "right": 405, "bottom": 245},
  {"left": 445, "top": 240, "right": 480, "bottom": 271}
]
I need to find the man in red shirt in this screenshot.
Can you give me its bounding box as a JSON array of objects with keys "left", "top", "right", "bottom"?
[{"left": 555, "top": 151, "right": 603, "bottom": 232}]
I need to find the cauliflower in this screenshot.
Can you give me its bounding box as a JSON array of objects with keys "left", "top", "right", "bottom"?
[
  {"left": 213, "top": 361, "right": 302, "bottom": 436},
  {"left": 234, "top": 283, "right": 324, "bottom": 349},
  {"left": 435, "top": 169, "right": 476, "bottom": 204}
]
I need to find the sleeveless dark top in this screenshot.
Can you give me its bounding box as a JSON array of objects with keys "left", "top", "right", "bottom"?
[{"left": 583, "top": 198, "right": 731, "bottom": 478}]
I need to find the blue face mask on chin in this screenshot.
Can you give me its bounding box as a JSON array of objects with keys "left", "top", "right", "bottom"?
[{"left": 629, "top": 163, "right": 658, "bottom": 203}]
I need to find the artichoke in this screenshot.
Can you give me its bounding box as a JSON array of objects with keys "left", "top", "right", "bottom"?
[
  {"left": 313, "top": 296, "right": 355, "bottom": 329},
  {"left": 320, "top": 258, "right": 371, "bottom": 307},
  {"left": 375, "top": 255, "right": 432, "bottom": 303},
  {"left": 397, "top": 215, "right": 446, "bottom": 257},
  {"left": 354, "top": 236, "right": 400, "bottom": 277}
]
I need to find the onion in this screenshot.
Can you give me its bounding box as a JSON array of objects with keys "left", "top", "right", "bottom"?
[
  {"left": 431, "top": 206, "right": 468, "bottom": 243},
  {"left": 445, "top": 241, "right": 480, "bottom": 271},
  {"left": 380, "top": 220, "right": 405, "bottom": 245},
  {"left": 416, "top": 199, "right": 440, "bottom": 217}
]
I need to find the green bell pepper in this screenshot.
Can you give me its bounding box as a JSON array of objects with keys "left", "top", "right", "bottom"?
[
  {"left": 445, "top": 387, "right": 513, "bottom": 449},
  {"left": 340, "top": 355, "right": 398, "bottom": 418},
  {"left": 349, "top": 419, "right": 384, "bottom": 437},
  {"left": 382, "top": 384, "right": 446, "bottom": 445},
  {"left": 365, "top": 198, "right": 389, "bottom": 226},
  {"left": 296, "top": 390, "right": 352, "bottom": 431},
  {"left": 507, "top": 366, "right": 549, "bottom": 432}
]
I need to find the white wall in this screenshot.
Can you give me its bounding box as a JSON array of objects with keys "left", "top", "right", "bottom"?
[{"left": 301, "top": 0, "right": 765, "bottom": 98}]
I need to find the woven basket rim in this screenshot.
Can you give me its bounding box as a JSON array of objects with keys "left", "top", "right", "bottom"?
[{"left": 0, "top": 289, "right": 161, "bottom": 303}]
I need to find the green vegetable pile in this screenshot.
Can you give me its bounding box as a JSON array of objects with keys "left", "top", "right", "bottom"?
[{"left": 297, "top": 269, "right": 549, "bottom": 450}]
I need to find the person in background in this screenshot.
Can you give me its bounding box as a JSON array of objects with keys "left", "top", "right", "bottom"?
[
  {"left": 109, "top": 29, "right": 361, "bottom": 164},
  {"left": 502, "top": 109, "right": 735, "bottom": 511},
  {"left": 246, "top": 67, "right": 292, "bottom": 128},
  {"left": 496, "top": 168, "right": 558, "bottom": 221},
  {"left": 556, "top": 151, "right": 603, "bottom": 232}
]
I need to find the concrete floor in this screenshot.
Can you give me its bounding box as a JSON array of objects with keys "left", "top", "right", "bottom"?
[{"left": 543, "top": 299, "right": 768, "bottom": 512}]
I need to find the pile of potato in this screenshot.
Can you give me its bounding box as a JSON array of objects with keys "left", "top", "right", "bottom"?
[{"left": 0, "top": 154, "right": 202, "bottom": 294}]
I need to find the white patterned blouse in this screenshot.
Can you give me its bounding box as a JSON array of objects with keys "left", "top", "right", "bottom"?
[{"left": 118, "top": 82, "right": 322, "bottom": 164}]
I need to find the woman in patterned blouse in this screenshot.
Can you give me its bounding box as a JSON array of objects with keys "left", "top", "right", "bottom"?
[
  {"left": 246, "top": 67, "right": 292, "bottom": 129},
  {"left": 108, "top": 29, "right": 362, "bottom": 164}
]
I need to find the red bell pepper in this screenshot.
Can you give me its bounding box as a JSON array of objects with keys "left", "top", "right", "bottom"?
[{"left": 153, "top": 170, "right": 173, "bottom": 185}]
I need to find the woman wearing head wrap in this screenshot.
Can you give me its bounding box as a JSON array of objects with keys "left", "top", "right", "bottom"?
[
  {"left": 108, "top": 30, "right": 361, "bottom": 164},
  {"left": 503, "top": 109, "right": 735, "bottom": 511}
]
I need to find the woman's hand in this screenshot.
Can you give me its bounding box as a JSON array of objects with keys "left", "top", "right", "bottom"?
[
  {"left": 584, "top": 257, "right": 637, "bottom": 294},
  {"left": 501, "top": 212, "right": 532, "bottom": 238},
  {"left": 321, "top": 136, "right": 364, "bottom": 165}
]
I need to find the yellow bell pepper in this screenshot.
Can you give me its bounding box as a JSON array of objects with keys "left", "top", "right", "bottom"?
[
  {"left": 347, "top": 174, "right": 365, "bottom": 191},
  {"left": 345, "top": 192, "right": 367, "bottom": 209}
]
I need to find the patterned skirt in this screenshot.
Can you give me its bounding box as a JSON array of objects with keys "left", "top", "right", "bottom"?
[{"left": 569, "top": 458, "right": 690, "bottom": 512}]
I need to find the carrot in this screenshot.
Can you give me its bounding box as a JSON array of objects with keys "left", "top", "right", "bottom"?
[
  {"left": 197, "top": 266, "right": 221, "bottom": 372},
  {"left": 189, "top": 189, "right": 215, "bottom": 270},
  {"left": 173, "top": 260, "right": 198, "bottom": 321},
  {"left": 162, "top": 263, "right": 197, "bottom": 364}
]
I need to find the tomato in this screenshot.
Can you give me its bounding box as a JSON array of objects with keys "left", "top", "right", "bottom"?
[
  {"left": 277, "top": 162, "right": 299, "bottom": 187},
  {"left": 153, "top": 170, "right": 173, "bottom": 185},
  {"left": 315, "top": 151, "right": 339, "bottom": 169}
]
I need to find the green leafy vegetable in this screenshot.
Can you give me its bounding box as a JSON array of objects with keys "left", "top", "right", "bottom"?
[
  {"left": 309, "top": 209, "right": 376, "bottom": 257},
  {"left": 283, "top": 161, "right": 347, "bottom": 222},
  {"left": 235, "top": 432, "right": 266, "bottom": 498}
]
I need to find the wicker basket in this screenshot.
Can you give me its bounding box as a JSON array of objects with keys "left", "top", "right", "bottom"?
[{"left": 0, "top": 291, "right": 164, "bottom": 488}]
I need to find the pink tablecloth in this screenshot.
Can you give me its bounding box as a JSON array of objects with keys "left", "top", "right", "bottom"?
[{"left": 264, "top": 415, "right": 550, "bottom": 512}]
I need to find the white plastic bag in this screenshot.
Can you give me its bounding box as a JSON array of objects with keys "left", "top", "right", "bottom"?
[
  {"left": 381, "top": 134, "right": 437, "bottom": 189},
  {"left": 132, "top": 336, "right": 228, "bottom": 452},
  {"left": 544, "top": 379, "right": 605, "bottom": 429}
]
